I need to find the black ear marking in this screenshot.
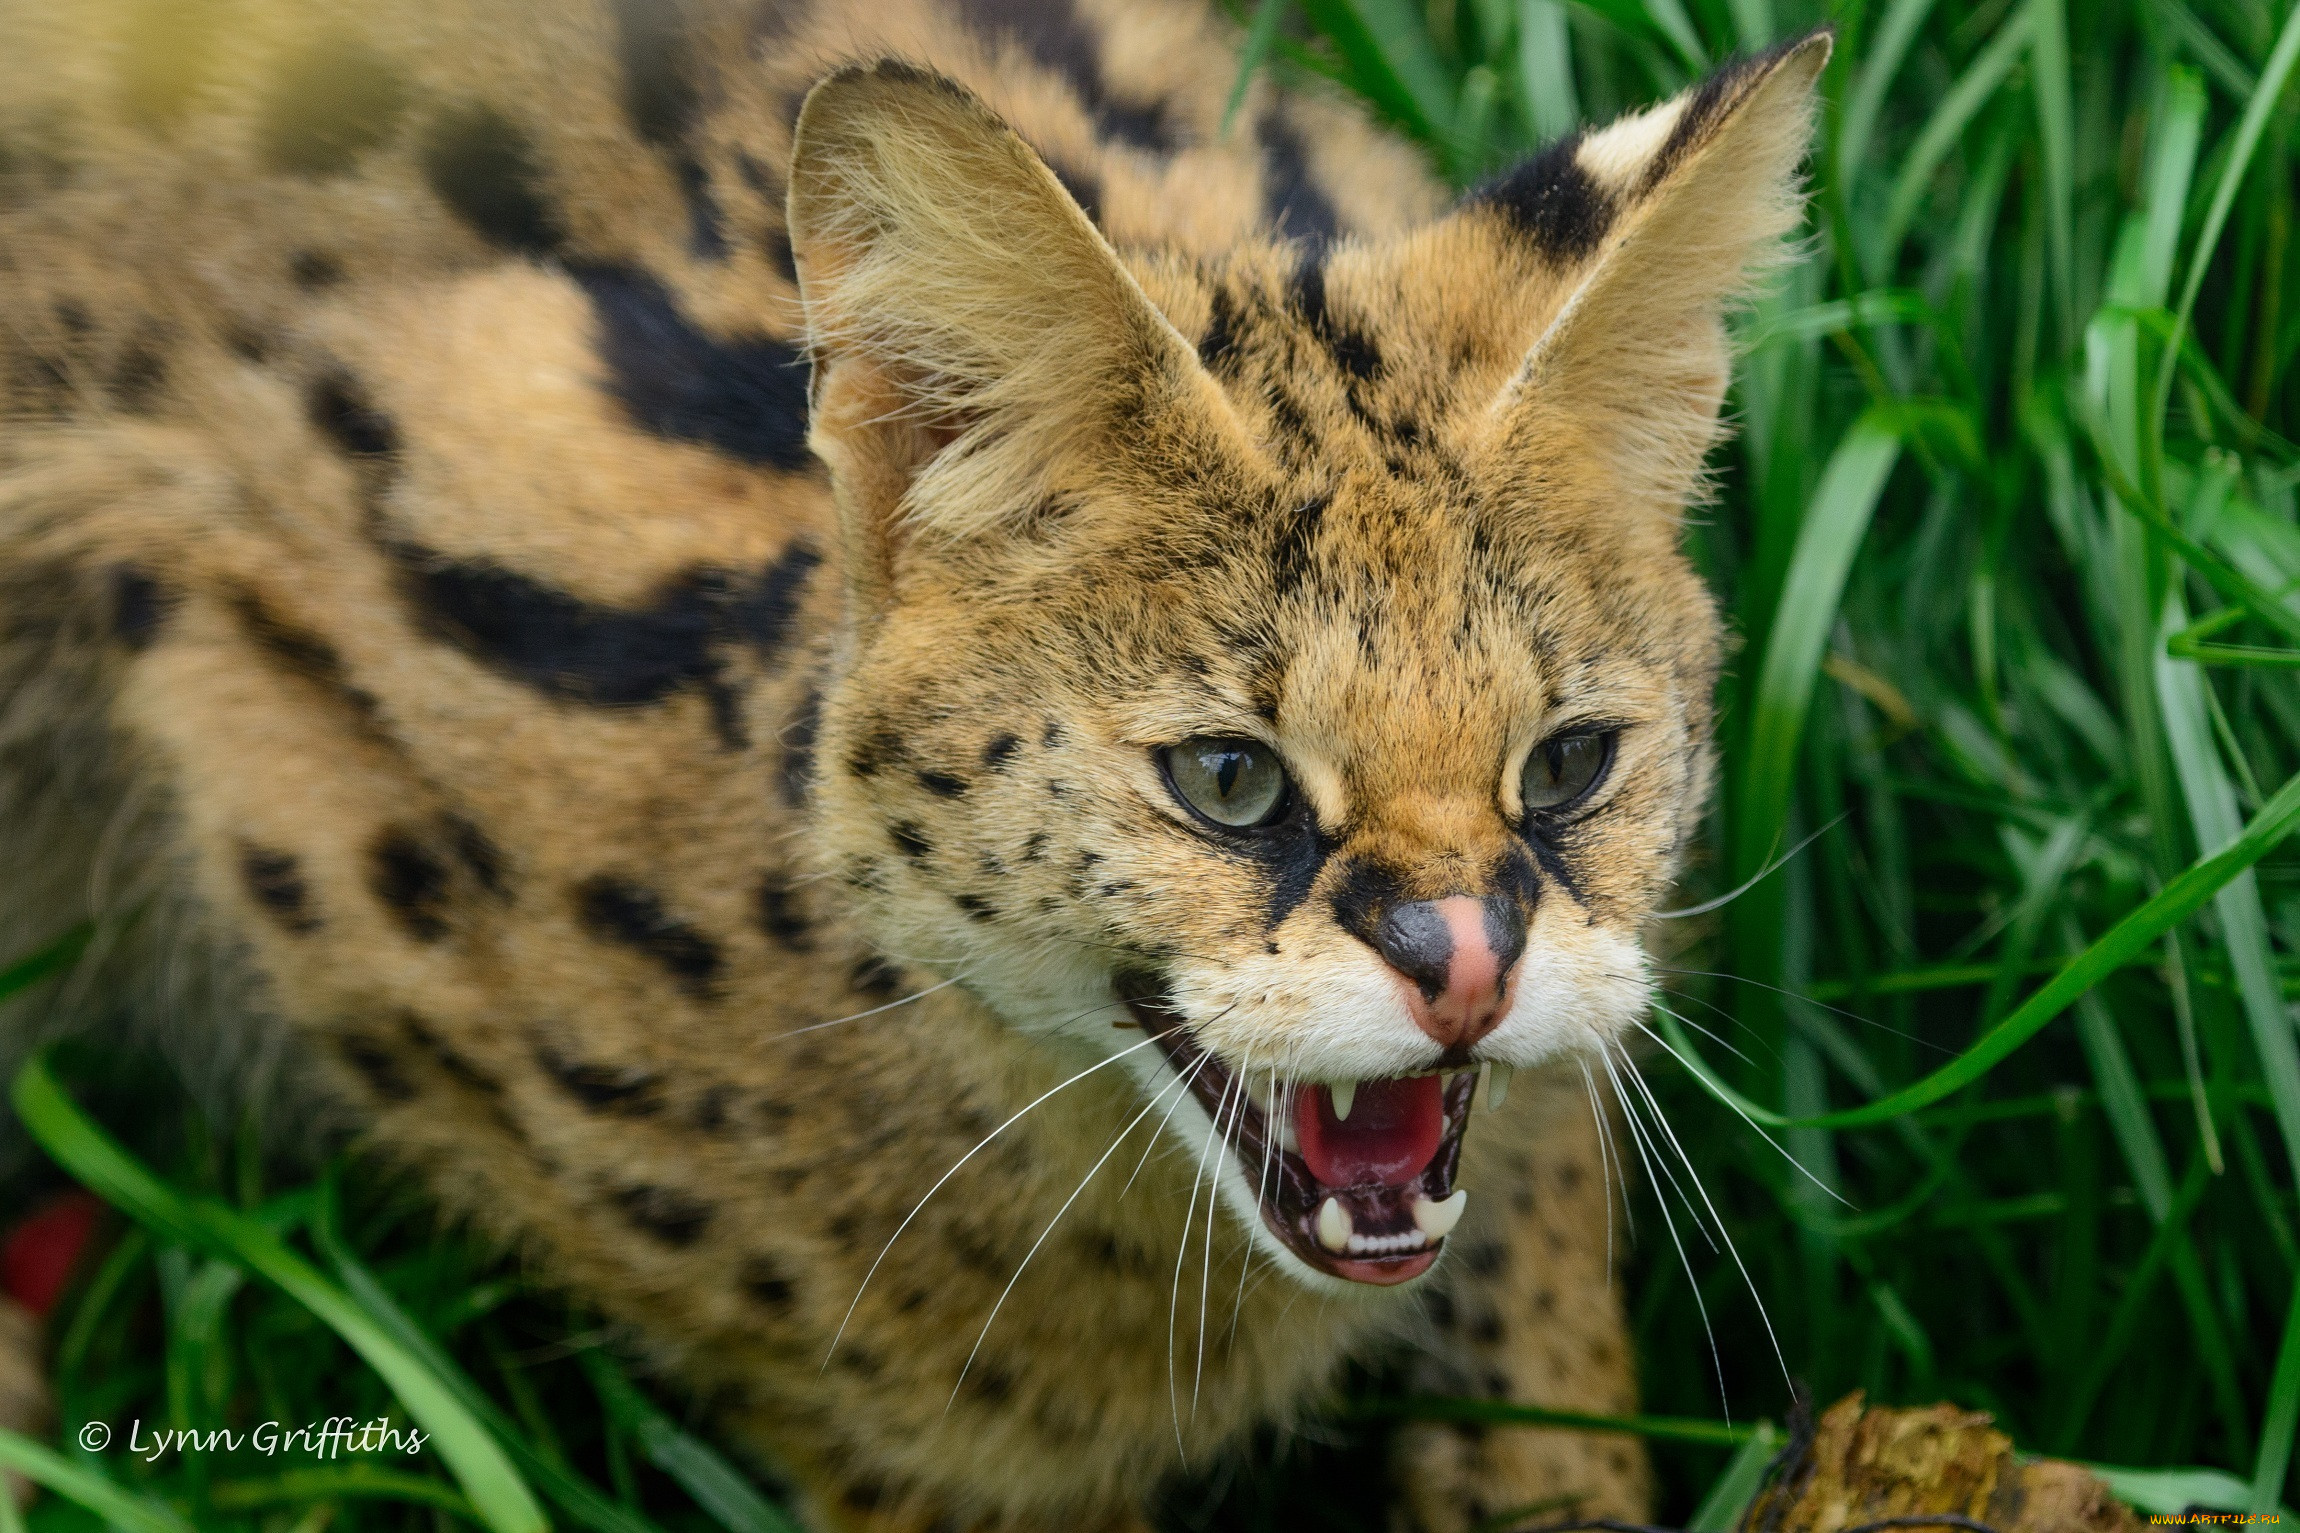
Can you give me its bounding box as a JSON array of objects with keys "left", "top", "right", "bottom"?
[{"left": 1471, "top": 136, "right": 1615, "bottom": 264}]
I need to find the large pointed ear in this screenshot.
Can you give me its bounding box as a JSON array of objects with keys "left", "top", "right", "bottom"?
[
  {"left": 1478, "top": 31, "right": 1831, "bottom": 515},
  {"left": 786, "top": 62, "right": 1211, "bottom": 605}
]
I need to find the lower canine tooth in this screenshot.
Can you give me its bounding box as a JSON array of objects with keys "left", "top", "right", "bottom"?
[
  {"left": 1330, "top": 1080, "right": 1357, "bottom": 1120},
  {"left": 1483, "top": 1061, "right": 1513, "bottom": 1112},
  {"left": 1316, "top": 1197, "right": 1353, "bottom": 1252},
  {"left": 1413, "top": 1189, "right": 1469, "bottom": 1240}
]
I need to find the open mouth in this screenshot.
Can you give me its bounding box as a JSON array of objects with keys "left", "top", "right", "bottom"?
[{"left": 1127, "top": 996, "right": 1478, "bottom": 1285}]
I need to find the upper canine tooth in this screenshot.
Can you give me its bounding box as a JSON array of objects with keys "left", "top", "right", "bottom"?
[
  {"left": 1279, "top": 1114, "right": 1300, "bottom": 1154},
  {"left": 1483, "top": 1061, "right": 1513, "bottom": 1112},
  {"left": 1316, "top": 1197, "right": 1353, "bottom": 1252},
  {"left": 1330, "top": 1080, "right": 1357, "bottom": 1121},
  {"left": 1413, "top": 1190, "right": 1469, "bottom": 1240}
]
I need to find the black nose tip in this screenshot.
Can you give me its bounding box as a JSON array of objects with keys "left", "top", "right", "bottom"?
[{"left": 1374, "top": 901, "right": 1453, "bottom": 1002}]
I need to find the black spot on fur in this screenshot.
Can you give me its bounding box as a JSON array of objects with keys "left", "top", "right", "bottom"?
[
  {"left": 369, "top": 828, "right": 450, "bottom": 942},
  {"left": 229, "top": 592, "right": 388, "bottom": 730},
  {"left": 339, "top": 1035, "right": 417, "bottom": 1101},
  {"left": 889, "top": 822, "right": 933, "bottom": 862},
  {"left": 614, "top": 1185, "right": 713, "bottom": 1247},
  {"left": 534, "top": 1037, "right": 663, "bottom": 1115},
  {"left": 690, "top": 1084, "right": 733, "bottom": 1132},
  {"left": 951, "top": 0, "right": 1171, "bottom": 151},
  {"left": 1019, "top": 831, "right": 1049, "bottom": 863},
  {"left": 917, "top": 770, "right": 968, "bottom": 798},
  {"left": 952, "top": 893, "right": 997, "bottom": 922},
  {"left": 572, "top": 266, "right": 812, "bottom": 469},
  {"left": 290, "top": 250, "right": 342, "bottom": 289},
  {"left": 1291, "top": 256, "right": 1380, "bottom": 379},
  {"left": 764, "top": 227, "right": 798, "bottom": 283},
  {"left": 740, "top": 1256, "right": 795, "bottom": 1308},
  {"left": 241, "top": 844, "right": 320, "bottom": 933},
  {"left": 781, "top": 685, "right": 820, "bottom": 805},
  {"left": 108, "top": 330, "right": 167, "bottom": 411},
  {"left": 421, "top": 104, "right": 565, "bottom": 256},
  {"left": 611, "top": 0, "right": 698, "bottom": 146},
  {"left": 400, "top": 1013, "right": 502, "bottom": 1095},
  {"left": 1267, "top": 494, "right": 1328, "bottom": 597},
  {"left": 1473, "top": 136, "right": 1614, "bottom": 263},
  {"left": 443, "top": 814, "right": 507, "bottom": 896},
  {"left": 756, "top": 871, "right": 812, "bottom": 950},
  {"left": 1258, "top": 110, "right": 1339, "bottom": 243},
  {"left": 846, "top": 724, "right": 905, "bottom": 779},
  {"left": 259, "top": 37, "right": 409, "bottom": 176},
  {"left": 1041, "top": 720, "right": 1064, "bottom": 749},
  {"left": 680, "top": 160, "right": 729, "bottom": 260},
  {"left": 390, "top": 538, "right": 819, "bottom": 737},
  {"left": 850, "top": 955, "right": 904, "bottom": 999},
  {"left": 982, "top": 733, "right": 1020, "bottom": 770},
  {"left": 111, "top": 567, "right": 174, "bottom": 650},
  {"left": 307, "top": 370, "right": 398, "bottom": 459},
  {"left": 576, "top": 877, "right": 724, "bottom": 999},
  {"left": 1198, "top": 286, "right": 1238, "bottom": 373}
]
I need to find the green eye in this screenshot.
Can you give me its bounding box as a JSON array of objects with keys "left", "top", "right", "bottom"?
[
  {"left": 1160, "top": 737, "right": 1291, "bottom": 829},
  {"left": 1520, "top": 730, "right": 1614, "bottom": 814}
]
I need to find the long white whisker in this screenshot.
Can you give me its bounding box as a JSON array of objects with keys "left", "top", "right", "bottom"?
[
  {"left": 1600, "top": 1047, "right": 1728, "bottom": 1417},
  {"left": 946, "top": 1060, "right": 1198, "bottom": 1410},
  {"left": 1644, "top": 995, "right": 1761, "bottom": 1070},
  {"left": 1634, "top": 1016, "right": 1855, "bottom": 1208},
  {"left": 826, "top": 1020, "right": 1166, "bottom": 1366},
  {"left": 1194, "top": 1043, "right": 1253, "bottom": 1417},
  {"left": 1229, "top": 1061, "right": 1283, "bottom": 1353},
  {"left": 1653, "top": 815, "right": 1843, "bottom": 919},
  {"left": 1609, "top": 1052, "right": 1716, "bottom": 1255},
  {"left": 1170, "top": 1066, "right": 1238, "bottom": 1457},
  {"left": 1615, "top": 1039, "right": 1790, "bottom": 1389},
  {"left": 1576, "top": 1057, "right": 1621, "bottom": 1282},
  {"left": 766, "top": 974, "right": 964, "bottom": 1040}
]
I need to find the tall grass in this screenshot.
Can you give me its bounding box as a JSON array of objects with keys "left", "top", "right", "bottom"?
[
  {"left": 5, "top": 1, "right": 2300, "bottom": 1529},
  {"left": 1249, "top": 0, "right": 2300, "bottom": 1516}
]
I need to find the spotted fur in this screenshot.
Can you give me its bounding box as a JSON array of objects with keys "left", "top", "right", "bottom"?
[{"left": 0, "top": 3, "right": 1826, "bottom": 1527}]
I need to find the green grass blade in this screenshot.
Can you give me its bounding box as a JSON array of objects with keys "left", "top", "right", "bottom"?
[
  {"left": 1876, "top": 11, "right": 2031, "bottom": 272},
  {"left": 311, "top": 1202, "right": 669, "bottom": 1533},
  {"left": 2157, "top": 596, "right": 2300, "bottom": 1177},
  {"left": 0, "top": 1427, "right": 191, "bottom": 1533},
  {"left": 1221, "top": 0, "right": 1291, "bottom": 134},
  {"left": 2256, "top": 1278, "right": 2300, "bottom": 1513},
  {"left": 207, "top": 1467, "right": 476, "bottom": 1517},
  {"left": 10, "top": 1052, "right": 549, "bottom": 1533},
  {"left": 1296, "top": 0, "right": 1454, "bottom": 144},
  {"left": 1736, "top": 408, "right": 1903, "bottom": 881},
  {"left": 0, "top": 924, "right": 90, "bottom": 1003},
  {"left": 1667, "top": 759, "right": 2300, "bottom": 1127},
  {"left": 578, "top": 1351, "right": 800, "bottom": 1533},
  {"left": 2155, "top": 0, "right": 2300, "bottom": 428},
  {"left": 2079, "top": 1462, "right": 2287, "bottom": 1515},
  {"left": 1515, "top": 0, "right": 1578, "bottom": 141},
  {"left": 1838, "top": 0, "right": 1941, "bottom": 174},
  {"left": 1346, "top": 1397, "right": 1755, "bottom": 1445},
  {"left": 1686, "top": 1422, "right": 1785, "bottom": 1531},
  {"left": 2028, "top": 0, "right": 2075, "bottom": 340}
]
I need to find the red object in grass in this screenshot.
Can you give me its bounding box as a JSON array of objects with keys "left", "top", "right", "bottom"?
[{"left": 3, "top": 1191, "right": 104, "bottom": 1318}]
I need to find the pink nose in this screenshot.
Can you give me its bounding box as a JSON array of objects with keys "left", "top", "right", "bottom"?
[{"left": 1371, "top": 894, "right": 1521, "bottom": 1052}]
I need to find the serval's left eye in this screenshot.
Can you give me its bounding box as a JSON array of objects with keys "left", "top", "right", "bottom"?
[
  {"left": 1520, "top": 730, "right": 1615, "bottom": 814},
  {"left": 1160, "top": 737, "right": 1291, "bottom": 829}
]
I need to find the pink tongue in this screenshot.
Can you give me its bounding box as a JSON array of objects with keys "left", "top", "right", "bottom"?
[{"left": 1294, "top": 1076, "right": 1445, "bottom": 1189}]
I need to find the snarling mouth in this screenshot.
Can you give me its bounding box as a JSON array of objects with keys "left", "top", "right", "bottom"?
[{"left": 1128, "top": 997, "right": 1478, "bottom": 1285}]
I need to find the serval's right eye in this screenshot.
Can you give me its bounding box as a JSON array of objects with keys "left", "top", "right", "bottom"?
[{"left": 1159, "top": 737, "right": 1291, "bottom": 830}]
